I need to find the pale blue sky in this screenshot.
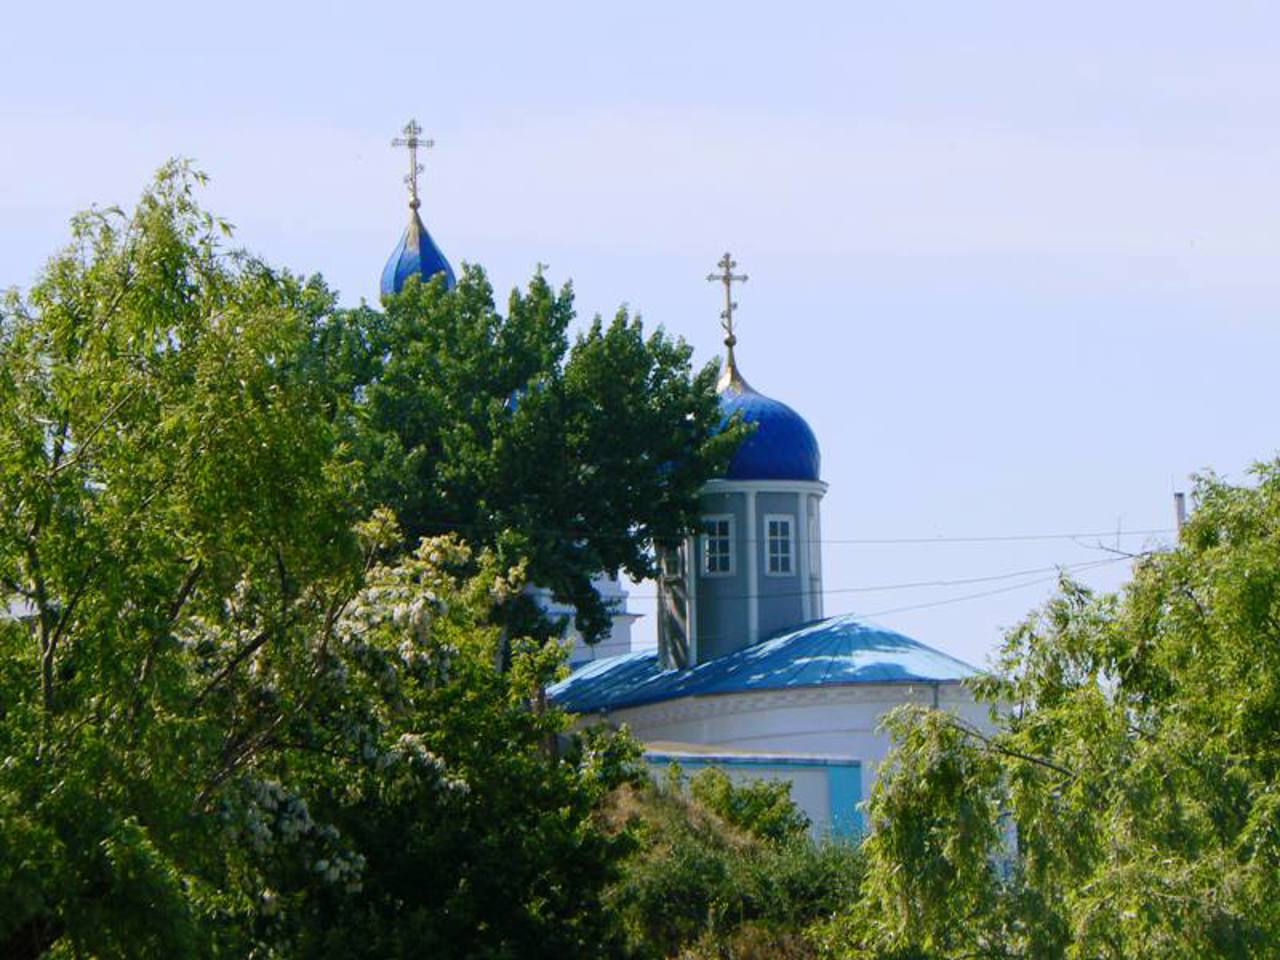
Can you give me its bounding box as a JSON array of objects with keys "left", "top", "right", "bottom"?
[{"left": 4, "top": 1, "right": 1279, "bottom": 665}]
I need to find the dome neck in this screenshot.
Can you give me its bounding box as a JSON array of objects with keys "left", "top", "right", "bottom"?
[{"left": 717, "top": 337, "right": 754, "bottom": 393}]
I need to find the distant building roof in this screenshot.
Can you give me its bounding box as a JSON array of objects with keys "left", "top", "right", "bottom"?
[{"left": 549, "top": 613, "right": 978, "bottom": 713}]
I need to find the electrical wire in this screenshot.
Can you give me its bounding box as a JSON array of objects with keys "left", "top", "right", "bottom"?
[
  {"left": 411, "top": 514, "right": 1175, "bottom": 547},
  {"left": 815, "top": 528, "right": 1172, "bottom": 545},
  {"left": 856, "top": 557, "right": 1130, "bottom": 619},
  {"left": 671, "top": 555, "right": 1132, "bottom": 647},
  {"left": 624, "top": 555, "right": 1130, "bottom": 603}
]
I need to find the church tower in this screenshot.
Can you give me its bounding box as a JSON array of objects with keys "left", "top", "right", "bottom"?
[
  {"left": 381, "top": 119, "right": 455, "bottom": 297},
  {"left": 659, "top": 254, "right": 827, "bottom": 668},
  {"left": 553, "top": 255, "right": 982, "bottom": 840}
]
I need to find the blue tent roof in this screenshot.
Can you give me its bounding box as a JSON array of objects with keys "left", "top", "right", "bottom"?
[
  {"left": 718, "top": 376, "right": 820, "bottom": 482},
  {"left": 549, "top": 614, "right": 978, "bottom": 713},
  {"left": 381, "top": 208, "right": 455, "bottom": 298}
]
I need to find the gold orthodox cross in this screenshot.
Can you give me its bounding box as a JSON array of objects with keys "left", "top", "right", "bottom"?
[
  {"left": 708, "top": 252, "right": 749, "bottom": 390},
  {"left": 391, "top": 119, "right": 434, "bottom": 210},
  {"left": 707, "top": 252, "right": 748, "bottom": 349}
]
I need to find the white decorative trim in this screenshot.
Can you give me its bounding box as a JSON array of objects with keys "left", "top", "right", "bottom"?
[
  {"left": 798, "top": 500, "right": 812, "bottom": 619},
  {"left": 745, "top": 490, "right": 759, "bottom": 644},
  {"left": 705, "top": 479, "right": 828, "bottom": 497},
  {"left": 585, "top": 681, "right": 971, "bottom": 729},
  {"left": 809, "top": 495, "right": 824, "bottom": 619}
]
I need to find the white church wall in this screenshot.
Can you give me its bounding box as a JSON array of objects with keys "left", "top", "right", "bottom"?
[{"left": 597, "top": 681, "right": 991, "bottom": 807}]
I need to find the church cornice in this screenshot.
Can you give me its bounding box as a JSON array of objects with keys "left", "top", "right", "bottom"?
[
  {"left": 582, "top": 679, "right": 969, "bottom": 728},
  {"left": 702, "top": 478, "right": 829, "bottom": 496}
]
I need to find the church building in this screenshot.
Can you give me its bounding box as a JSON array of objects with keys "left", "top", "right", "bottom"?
[{"left": 382, "top": 121, "right": 986, "bottom": 837}]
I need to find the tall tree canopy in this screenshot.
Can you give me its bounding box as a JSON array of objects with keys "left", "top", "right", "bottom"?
[
  {"left": 0, "top": 164, "right": 699, "bottom": 958},
  {"left": 315, "top": 267, "right": 742, "bottom": 642},
  {"left": 823, "top": 463, "right": 1280, "bottom": 959}
]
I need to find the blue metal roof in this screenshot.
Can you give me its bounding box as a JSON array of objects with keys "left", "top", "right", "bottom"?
[
  {"left": 549, "top": 613, "right": 978, "bottom": 713},
  {"left": 380, "top": 208, "right": 456, "bottom": 298},
  {"left": 720, "top": 380, "right": 821, "bottom": 482}
]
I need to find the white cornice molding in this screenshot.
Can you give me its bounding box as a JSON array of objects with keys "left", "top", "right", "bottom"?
[
  {"left": 584, "top": 681, "right": 971, "bottom": 728},
  {"left": 703, "top": 478, "right": 829, "bottom": 497}
]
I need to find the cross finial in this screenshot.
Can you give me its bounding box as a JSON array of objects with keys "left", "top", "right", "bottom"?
[
  {"left": 707, "top": 252, "right": 749, "bottom": 390},
  {"left": 391, "top": 118, "right": 434, "bottom": 211}
]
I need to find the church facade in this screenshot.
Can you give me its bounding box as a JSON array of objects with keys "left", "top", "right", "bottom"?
[
  {"left": 381, "top": 122, "right": 986, "bottom": 837},
  {"left": 549, "top": 261, "right": 988, "bottom": 836}
]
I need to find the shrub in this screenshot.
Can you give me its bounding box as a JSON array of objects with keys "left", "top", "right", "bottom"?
[
  {"left": 602, "top": 774, "right": 864, "bottom": 958},
  {"left": 688, "top": 767, "right": 811, "bottom": 844}
]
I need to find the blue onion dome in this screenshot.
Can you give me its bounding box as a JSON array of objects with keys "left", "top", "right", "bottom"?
[
  {"left": 380, "top": 206, "right": 456, "bottom": 298},
  {"left": 717, "top": 346, "right": 821, "bottom": 482}
]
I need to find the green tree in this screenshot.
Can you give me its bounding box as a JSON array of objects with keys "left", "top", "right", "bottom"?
[
  {"left": 0, "top": 162, "right": 361, "bottom": 957},
  {"left": 0, "top": 166, "right": 643, "bottom": 958},
  {"left": 316, "top": 266, "right": 744, "bottom": 645},
  {"left": 248, "top": 524, "right": 642, "bottom": 959},
  {"left": 823, "top": 463, "right": 1280, "bottom": 959}
]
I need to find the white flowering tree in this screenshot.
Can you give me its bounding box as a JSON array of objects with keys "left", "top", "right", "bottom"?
[{"left": 0, "top": 168, "right": 637, "bottom": 959}]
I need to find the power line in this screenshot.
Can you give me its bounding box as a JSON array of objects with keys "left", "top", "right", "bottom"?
[
  {"left": 624, "top": 556, "right": 1127, "bottom": 603},
  {"left": 673, "top": 556, "right": 1132, "bottom": 647},
  {"left": 415, "top": 513, "right": 1174, "bottom": 547},
  {"left": 855, "top": 557, "right": 1130, "bottom": 619},
  {"left": 816, "top": 528, "right": 1173, "bottom": 545}
]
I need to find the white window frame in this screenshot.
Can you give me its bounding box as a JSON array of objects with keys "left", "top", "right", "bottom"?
[
  {"left": 701, "top": 514, "right": 735, "bottom": 577},
  {"left": 764, "top": 513, "right": 796, "bottom": 577}
]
